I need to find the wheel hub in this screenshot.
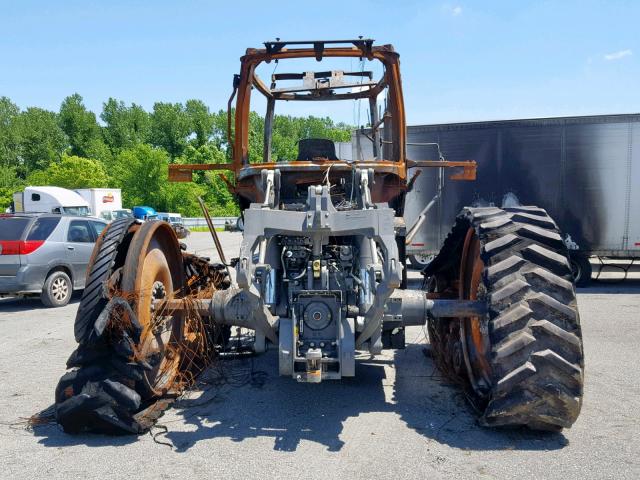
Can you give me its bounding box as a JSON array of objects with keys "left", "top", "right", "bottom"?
[
  {"left": 151, "top": 281, "right": 167, "bottom": 301},
  {"left": 120, "top": 223, "right": 186, "bottom": 396},
  {"left": 52, "top": 277, "right": 69, "bottom": 301}
]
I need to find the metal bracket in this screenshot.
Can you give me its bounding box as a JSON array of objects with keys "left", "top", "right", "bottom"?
[{"left": 406, "top": 159, "right": 477, "bottom": 181}]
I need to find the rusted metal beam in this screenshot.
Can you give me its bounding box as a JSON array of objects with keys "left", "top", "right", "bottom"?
[
  {"left": 168, "top": 163, "right": 234, "bottom": 182},
  {"left": 197, "top": 196, "right": 229, "bottom": 268},
  {"left": 153, "top": 298, "right": 211, "bottom": 314},
  {"left": 252, "top": 74, "right": 273, "bottom": 98},
  {"left": 406, "top": 159, "right": 477, "bottom": 181}
]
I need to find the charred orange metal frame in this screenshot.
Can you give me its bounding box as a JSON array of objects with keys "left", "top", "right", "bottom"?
[
  {"left": 459, "top": 227, "right": 492, "bottom": 393},
  {"left": 168, "top": 40, "right": 477, "bottom": 204}
]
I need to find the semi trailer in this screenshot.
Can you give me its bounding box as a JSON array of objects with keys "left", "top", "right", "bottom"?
[{"left": 355, "top": 114, "right": 640, "bottom": 286}]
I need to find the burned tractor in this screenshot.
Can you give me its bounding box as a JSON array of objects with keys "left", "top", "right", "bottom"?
[{"left": 55, "top": 39, "right": 584, "bottom": 433}]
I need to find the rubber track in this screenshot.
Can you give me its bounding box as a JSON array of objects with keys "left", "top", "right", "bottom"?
[
  {"left": 428, "top": 206, "right": 584, "bottom": 430},
  {"left": 74, "top": 218, "right": 137, "bottom": 344},
  {"left": 56, "top": 227, "right": 231, "bottom": 435}
]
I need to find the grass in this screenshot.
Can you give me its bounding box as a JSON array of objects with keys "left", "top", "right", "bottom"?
[{"left": 189, "top": 226, "right": 226, "bottom": 232}]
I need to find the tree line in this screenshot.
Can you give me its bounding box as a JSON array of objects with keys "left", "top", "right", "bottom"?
[{"left": 0, "top": 95, "right": 351, "bottom": 216}]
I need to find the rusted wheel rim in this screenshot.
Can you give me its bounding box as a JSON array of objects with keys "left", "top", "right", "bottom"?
[
  {"left": 459, "top": 227, "right": 492, "bottom": 396},
  {"left": 121, "top": 222, "right": 184, "bottom": 396}
]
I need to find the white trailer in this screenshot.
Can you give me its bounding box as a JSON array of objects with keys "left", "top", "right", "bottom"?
[
  {"left": 12, "top": 186, "right": 90, "bottom": 215},
  {"left": 74, "top": 188, "right": 127, "bottom": 221}
]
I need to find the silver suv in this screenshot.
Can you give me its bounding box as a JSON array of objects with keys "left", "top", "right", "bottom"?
[{"left": 0, "top": 214, "right": 107, "bottom": 307}]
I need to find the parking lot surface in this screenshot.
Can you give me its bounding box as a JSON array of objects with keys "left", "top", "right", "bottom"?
[{"left": 1, "top": 232, "right": 639, "bottom": 479}]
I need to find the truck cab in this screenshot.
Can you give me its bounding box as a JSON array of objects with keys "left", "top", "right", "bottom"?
[
  {"left": 132, "top": 206, "right": 158, "bottom": 221},
  {"left": 13, "top": 187, "right": 91, "bottom": 216}
]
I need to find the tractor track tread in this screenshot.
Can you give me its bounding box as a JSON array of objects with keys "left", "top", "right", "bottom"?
[
  {"left": 87, "top": 247, "right": 121, "bottom": 275},
  {"left": 523, "top": 267, "right": 574, "bottom": 293},
  {"left": 502, "top": 206, "right": 549, "bottom": 215},
  {"left": 515, "top": 224, "right": 564, "bottom": 247},
  {"left": 527, "top": 292, "right": 578, "bottom": 323},
  {"left": 529, "top": 320, "right": 582, "bottom": 353},
  {"left": 486, "top": 255, "right": 526, "bottom": 281},
  {"left": 56, "top": 220, "right": 232, "bottom": 435},
  {"left": 427, "top": 205, "right": 584, "bottom": 431},
  {"left": 490, "top": 278, "right": 530, "bottom": 304},
  {"left": 74, "top": 218, "right": 137, "bottom": 344},
  {"left": 56, "top": 218, "right": 152, "bottom": 434},
  {"left": 509, "top": 212, "right": 558, "bottom": 229},
  {"left": 479, "top": 215, "right": 512, "bottom": 231},
  {"left": 482, "top": 234, "right": 520, "bottom": 256},
  {"left": 492, "top": 303, "right": 533, "bottom": 337},
  {"left": 522, "top": 244, "right": 572, "bottom": 275},
  {"left": 493, "top": 330, "right": 537, "bottom": 359}
]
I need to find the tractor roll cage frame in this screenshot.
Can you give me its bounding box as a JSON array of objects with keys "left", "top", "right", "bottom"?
[
  {"left": 234, "top": 40, "right": 407, "bottom": 171},
  {"left": 167, "top": 39, "right": 476, "bottom": 204}
]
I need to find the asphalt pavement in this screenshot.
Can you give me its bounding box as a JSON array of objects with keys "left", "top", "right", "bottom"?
[{"left": 0, "top": 232, "right": 638, "bottom": 480}]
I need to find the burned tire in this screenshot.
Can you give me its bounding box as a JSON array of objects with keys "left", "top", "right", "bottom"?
[
  {"left": 74, "top": 217, "right": 138, "bottom": 344},
  {"left": 425, "top": 206, "right": 584, "bottom": 431},
  {"left": 55, "top": 221, "right": 225, "bottom": 435}
]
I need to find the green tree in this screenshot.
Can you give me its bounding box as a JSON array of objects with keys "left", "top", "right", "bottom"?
[
  {"left": 0, "top": 93, "right": 354, "bottom": 215},
  {"left": 28, "top": 154, "right": 108, "bottom": 189},
  {"left": 260, "top": 114, "right": 352, "bottom": 162},
  {"left": 150, "top": 102, "right": 190, "bottom": 158},
  {"left": 185, "top": 99, "right": 214, "bottom": 148},
  {"left": 209, "top": 111, "right": 352, "bottom": 163},
  {"left": 15, "top": 107, "right": 67, "bottom": 172},
  {"left": 164, "top": 181, "right": 210, "bottom": 217},
  {"left": 177, "top": 144, "right": 238, "bottom": 216},
  {"left": 59, "top": 94, "right": 108, "bottom": 160},
  {"left": 247, "top": 111, "right": 265, "bottom": 163},
  {"left": 111, "top": 144, "right": 205, "bottom": 215},
  {"left": 111, "top": 144, "right": 166, "bottom": 207},
  {"left": 101, "top": 98, "right": 150, "bottom": 152},
  {"left": 211, "top": 109, "right": 231, "bottom": 151},
  {"left": 0, "top": 166, "right": 24, "bottom": 211},
  {"left": 0, "top": 97, "right": 21, "bottom": 170},
  {"left": 0, "top": 99, "right": 24, "bottom": 209}
]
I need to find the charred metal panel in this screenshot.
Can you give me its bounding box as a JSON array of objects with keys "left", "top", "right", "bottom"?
[
  {"left": 359, "top": 114, "right": 640, "bottom": 256},
  {"left": 629, "top": 122, "right": 640, "bottom": 250},
  {"left": 563, "top": 122, "right": 627, "bottom": 250},
  {"left": 404, "top": 125, "right": 501, "bottom": 254},
  {"left": 501, "top": 125, "right": 563, "bottom": 214}
]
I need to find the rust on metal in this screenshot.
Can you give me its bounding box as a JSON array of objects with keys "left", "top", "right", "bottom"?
[
  {"left": 168, "top": 163, "right": 234, "bottom": 182},
  {"left": 406, "top": 160, "right": 477, "bottom": 181},
  {"left": 196, "top": 196, "right": 229, "bottom": 268},
  {"left": 458, "top": 227, "right": 492, "bottom": 393},
  {"left": 167, "top": 39, "right": 477, "bottom": 209},
  {"left": 119, "top": 221, "right": 186, "bottom": 395}
]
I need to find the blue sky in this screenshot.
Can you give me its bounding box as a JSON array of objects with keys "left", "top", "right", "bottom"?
[{"left": 1, "top": 0, "right": 639, "bottom": 124}]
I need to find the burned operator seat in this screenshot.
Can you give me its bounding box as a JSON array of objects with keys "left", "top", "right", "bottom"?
[{"left": 297, "top": 138, "right": 339, "bottom": 161}]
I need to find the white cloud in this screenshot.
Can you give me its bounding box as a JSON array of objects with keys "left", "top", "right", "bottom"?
[
  {"left": 604, "top": 49, "right": 632, "bottom": 61},
  {"left": 442, "top": 4, "right": 462, "bottom": 16}
]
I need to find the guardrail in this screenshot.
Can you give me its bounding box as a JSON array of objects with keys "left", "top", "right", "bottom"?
[{"left": 182, "top": 217, "right": 237, "bottom": 229}]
